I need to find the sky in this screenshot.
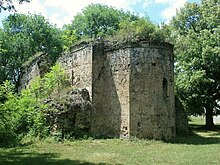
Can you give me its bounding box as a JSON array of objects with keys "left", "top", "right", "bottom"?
[{"left": 0, "top": 0, "right": 201, "bottom": 28}]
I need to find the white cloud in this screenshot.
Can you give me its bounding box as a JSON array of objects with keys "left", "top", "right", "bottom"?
[
  {"left": 143, "top": 0, "right": 154, "bottom": 8},
  {"left": 43, "top": 0, "right": 61, "bottom": 8},
  {"left": 13, "top": 0, "right": 136, "bottom": 27},
  {"left": 12, "top": 0, "right": 141, "bottom": 28},
  {"left": 15, "top": 0, "right": 47, "bottom": 16},
  {"left": 49, "top": 13, "right": 64, "bottom": 27},
  {"left": 154, "top": 0, "right": 187, "bottom": 22},
  {"left": 10, "top": 0, "right": 188, "bottom": 27}
]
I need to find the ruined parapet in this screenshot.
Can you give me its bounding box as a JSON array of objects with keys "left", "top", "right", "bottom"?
[
  {"left": 57, "top": 40, "right": 176, "bottom": 140},
  {"left": 18, "top": 52, "right": 51, "bottom": 91}
]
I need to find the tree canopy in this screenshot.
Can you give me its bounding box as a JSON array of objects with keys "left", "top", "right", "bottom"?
[
  {"left": 68, "top": 3, "right": 139, "bottom": 39},
  {"left": 171, "top": 0, "right": 220, "bottom": 129},
  {"left": 66, "top": 3, "right": 168, "bottom": 44},
  {"left": 0, "top": 13, "right": 64, "bottom": 89}
]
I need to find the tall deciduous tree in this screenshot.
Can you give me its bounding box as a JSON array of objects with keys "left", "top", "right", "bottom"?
[
  {"left": 0, "top": 13, "right": 64, "bottom": 89},
  {"left": 171, "top": 0, "right": 220, "bottom": 129},
  {"left": 68, "top": 3, "right": 139, "bottom": 39}
]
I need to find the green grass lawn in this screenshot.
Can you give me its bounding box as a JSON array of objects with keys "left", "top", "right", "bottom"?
[
  {"left": 189, "top": 116, "right": 206, "bottom": 125},
  {"left": 1, "top": 118, "right": 220, "bottom": 165}
]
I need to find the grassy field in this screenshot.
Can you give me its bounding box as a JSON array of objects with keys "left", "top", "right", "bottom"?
[{"left": 0, "top": 118, "right": 220, "bottom": 165}]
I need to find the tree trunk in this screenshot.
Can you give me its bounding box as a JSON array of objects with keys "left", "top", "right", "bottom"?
[{"left": 205, "top": 106, "right": 215, "bottom": 130}]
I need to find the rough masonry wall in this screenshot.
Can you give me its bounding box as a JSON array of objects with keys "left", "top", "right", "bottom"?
[
  {"left": 92, "top": 44, "right": 130, "bottom": 137},
  {"left": 175, "top": 96, "right": 189, "bottom": 134},
  {"left": 91, "top": 42, "right": 175, "bottom": 140},
  {"left": 129, "top": 44, "right": 175, "bottom": 139},
  {"left": 19, "top": 40, "right": 176, "bottom": 140},
  {"left": 19, "top": 52, "right": 50, "bottom": 91},
  {"left": 58, "top": 43, "right": 93, "bottom": 98}
]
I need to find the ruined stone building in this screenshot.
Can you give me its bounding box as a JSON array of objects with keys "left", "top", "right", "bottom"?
[{"left": 20, "top": 40, "right": 177, "bottom": 140}]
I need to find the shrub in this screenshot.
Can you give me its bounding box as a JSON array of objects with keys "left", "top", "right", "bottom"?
[{"left": 0, "top": 64, "right": 71, "bottom": 146}]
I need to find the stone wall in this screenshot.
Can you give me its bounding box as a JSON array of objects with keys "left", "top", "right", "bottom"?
[
  {"left": 58, "top": 43, "right": 93, "bottom": 99},
  {"left": 45, "top": 88, "right": 92, "bottom": 136},
  {"left": 129, "top": 43, "right": 175, "bottom": 140},
  {"left": 19, "top": 40, "right": 176, "bottom": 140},
  {"left": 19, "top": 52, "right": 51, "bottom": 91},
  {"left": 175, "top": 96, "right": 189, "bottom": 134},
  {"left": 56, "top": 41, "right": 175, "bottom": 140},
  {"left": 92, "top": 44, "right": 130, "bottom": 137},
  {"left": 90, "top": 42, "right": 175, "bottom": 139}
]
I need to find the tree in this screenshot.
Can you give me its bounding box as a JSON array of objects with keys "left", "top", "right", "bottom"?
[
  {"left": 68, "top": 3, "right": 139, "bottom": 39},
  {"left": 171, "top": 0, "right": 220, "bottom": 129},
  {"left": 0, "top": 13, "right": 64, "bottom": 89},
  {"left": 0, "top": 0, "right": 31, "bottom": 12}
]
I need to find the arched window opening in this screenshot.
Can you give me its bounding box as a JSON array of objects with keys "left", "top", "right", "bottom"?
[{"left": 163, "top": 78, "right": 168, "bottom": 98}]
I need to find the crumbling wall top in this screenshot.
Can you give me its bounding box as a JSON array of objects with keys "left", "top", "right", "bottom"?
[{"left": 60, "top": 38, "right": 173, "bottom": 59}]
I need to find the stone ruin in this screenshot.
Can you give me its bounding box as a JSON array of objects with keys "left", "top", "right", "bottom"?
[
  {"left": 18, "top": 52, "right": 51, "bottom": 91},
  {"left": 44, "top": 88, "right": 92, "bottom": 137},
  {"left": 19, "top": 39, "right": 189, "bottom": 140}
]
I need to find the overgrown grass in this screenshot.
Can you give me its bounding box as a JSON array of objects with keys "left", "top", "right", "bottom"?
[{"left": 0, "top": 118, "right": 220, "bottom": 165}]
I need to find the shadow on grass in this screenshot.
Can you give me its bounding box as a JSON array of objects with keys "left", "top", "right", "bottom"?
[
  {"left": 190, "top": 124, "right": 220, "bottom": 130},
  {"left": 169, "top": 125, "right": 220, "bottom": 145},
  {"left": 0, "top": 148, "right": 121, "bottom": 165}
]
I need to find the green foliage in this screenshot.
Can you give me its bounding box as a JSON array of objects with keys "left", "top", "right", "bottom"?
[
  {"left": 66, "top": 3, "right": 169, "bottom": 43},
  {"left": 68, "top": 3, "right": 139, "bottom": 39},
  {"left": 0, "top": 81, "right": 18, "bottom": 146},
  {"left": 62, "top": 25, "right": 77, "bottom": 51},
  {"left": 0, "top": 13, "right": 64, "bottom": 88},
  {"left": 40, "top": 64, "right": 71, "bottom": 98},
  {"left": 2, "top": 13, "right": 64, "bottom": 61},
  {"left": 171, "top": 0, "right": 220, "bottom": 127},
  {"left": 116, "top": 17, "right": 168, "bottom": 42},
  {"left": 0, "top": 64, "right": 70, "bottom": 146}
]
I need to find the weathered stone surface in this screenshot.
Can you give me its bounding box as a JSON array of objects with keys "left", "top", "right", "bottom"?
[
  {"left": 45, "top": 88, "right": 92, "bottom": 135},
  {"left": 175, "top": 96, "right": 189, "bottom": 134},
  {"left": 57, "top": 43, "right": 93, "bottom": 98},
  {"left": 19, "top": 52, "right": 51, "bottom": 91},
  {"left": 56, "top": 40, "right": 176, "bottom": 140}
]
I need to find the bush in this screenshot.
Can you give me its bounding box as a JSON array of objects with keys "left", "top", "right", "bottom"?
[
  {"left": 0, "top": 81, "right": 19, "bottom": 146},
  {"left": 0, "top": 64, "right": 71, "bottom": 146},
  {"left": 109, "top": 18, "right": 169, "bottom": 43}
]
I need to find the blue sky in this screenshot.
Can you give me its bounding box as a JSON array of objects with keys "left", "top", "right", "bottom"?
[{"left": 0, "top": 0, "right": 201, "bottom": 28}]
